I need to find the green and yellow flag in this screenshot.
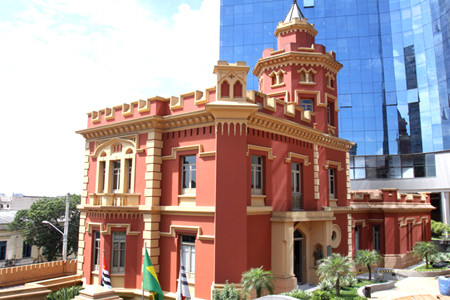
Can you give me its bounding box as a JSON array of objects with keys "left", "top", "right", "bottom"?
[{"left": 143, "top": 249, "right": 164, "bottom": 300}]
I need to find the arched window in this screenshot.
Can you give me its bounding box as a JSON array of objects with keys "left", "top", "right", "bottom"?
[
  {"left": 221, "top": 81, "right": 230, "bottom": 98},
  {"left": 233, "top": 80, "right": 243, "bottom": 98}
]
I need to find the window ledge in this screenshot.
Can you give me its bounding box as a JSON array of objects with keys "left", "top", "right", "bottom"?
[
  {"left": 251, "top": 195, "right": 266, "bottom": 207},
  {"left": 299, "top": 82, "right": 316, "bottom": 85},
  {"left": 271, "top": 83, "right": 285, "bottom": 88},
  {"left": 329, "top": 199, "right": 337, "bottom": 207},
  {"left": 327, "top": 85, "right": 335, "bottom": 91},
  {"left": 178, "top": 194, "right": 196, "bottom": 207}
]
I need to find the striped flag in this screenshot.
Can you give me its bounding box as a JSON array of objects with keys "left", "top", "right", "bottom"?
[
  {"left": 143, "top": 248, "right": 164, "bottom": 300},
  {"left": 176, "top": 265, "right": 191, "bottom": 300},
  {"left": 101, "top": 255, "right": 112, "bottom": 289}
]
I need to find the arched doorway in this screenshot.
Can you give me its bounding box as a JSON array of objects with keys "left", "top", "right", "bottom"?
[{"left": 293, "top": 229, "right": 306, "bottom": 284}]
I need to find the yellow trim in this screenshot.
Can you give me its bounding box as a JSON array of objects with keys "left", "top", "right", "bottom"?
[
  {"left": 159, "top": 225, "right": 214, "bottom": 240},
  {"left": 246, "top": 144, "right": 276, "bottom": 160},
  {"left": 285, "top": 152, "right": 311, "bottom": 166},
  {"left": 161, "top": 144, "right": 215, "bottom": 160},
  {"left": 324, "top": 160, "right": 343, "bottom": 171}
]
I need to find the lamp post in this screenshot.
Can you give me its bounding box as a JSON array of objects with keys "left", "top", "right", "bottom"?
[{"left": 42, "top": 193, "right": 70, "bottom": 261}]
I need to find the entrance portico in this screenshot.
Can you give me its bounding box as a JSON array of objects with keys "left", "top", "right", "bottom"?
[{"left": 271, "top": 211, "right": 335, "bottom": 291}]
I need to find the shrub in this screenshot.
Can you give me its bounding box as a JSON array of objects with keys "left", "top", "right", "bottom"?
[
  {"left": 46, "top": 285, "right": 83, "bottom": 300},
  {"left": 431, "top": 220, "right": 450, "bottom": 238},
  {"left": 281, "top": 289, "right": 312, "bottom": 300},
  {"left": 312, "top": 290, "right": 331, "bottom": 300},
  {"left": 212, "top": 281, "right": 242, "bottom": 300}
]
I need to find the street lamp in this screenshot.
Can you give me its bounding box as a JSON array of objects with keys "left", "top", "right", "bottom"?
[{"left": 42, "top": 193, "right": 70, "bottom": 261}]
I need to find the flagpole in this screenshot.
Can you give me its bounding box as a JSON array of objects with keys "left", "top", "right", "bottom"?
[
  {"left": 142, "top": 242, "right": 146, "bottom": 300},
  {"left": 102, "top": 249, "right": 104, "bottom": 286}
]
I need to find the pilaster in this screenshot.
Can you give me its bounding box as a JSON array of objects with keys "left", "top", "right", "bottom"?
[
  {"left": 145, "top": 131, "right": 163, "bottom": 206},
  {"left": 77, "top": 211, "right": 87, "bottom": 276},
  {"left": 81, "top": 142, "right": 90, "bottom": 205},
  {"left": 313, "top": 144, "right": 319, "bottom": 200}
]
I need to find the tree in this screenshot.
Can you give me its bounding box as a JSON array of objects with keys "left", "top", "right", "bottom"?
[
  {"left": 241, "top": 266, "right": 274, "bottom": 298},
  {"left": 413, "top": 241, "right": 438, "bottom": 269},
  {"left": 317, "top": 253, "right": 353, "bottom": 296},
  {"left": 354, "top": 249, "right": 382, "bottom": 281},
  {"left": 9, "top": 195, "right": 80, "bottom": 261}
]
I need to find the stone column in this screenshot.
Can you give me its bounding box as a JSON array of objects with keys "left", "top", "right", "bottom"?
[{"left": 441, "top": 192, "right": 450, "bottom": 226}]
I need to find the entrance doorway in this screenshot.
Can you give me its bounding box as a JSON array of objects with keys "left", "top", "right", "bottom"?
[{"left": 293, "top": 229, "right": 305, "bottom": 284}]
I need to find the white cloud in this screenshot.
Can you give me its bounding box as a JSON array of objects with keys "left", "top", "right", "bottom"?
[{"left": 0, "top": 0, "right": 219, "bottom": 196}]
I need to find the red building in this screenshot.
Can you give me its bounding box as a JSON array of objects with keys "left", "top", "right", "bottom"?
[{"left": 76, "top": 2, "right": 434, "bottom": 299}]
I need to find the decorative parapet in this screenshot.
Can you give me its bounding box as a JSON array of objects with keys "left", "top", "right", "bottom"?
[
  {"left": 86, "top": 87, "right": 217, "bottom": 127},
  {"left": 0, "top": 260, "right": 77, "bottom": 288},
  {"left": 351, "top": 190, "right": 430, "bottom": 204}
]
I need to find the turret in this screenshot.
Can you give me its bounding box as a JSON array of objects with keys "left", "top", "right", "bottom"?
[{"left": 253, "top": 0, "right": 343, "bottom": 136}]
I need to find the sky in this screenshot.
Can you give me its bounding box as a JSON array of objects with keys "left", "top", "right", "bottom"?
[{"left": 0, "top": 0, "right": 220, "bottom": 197}]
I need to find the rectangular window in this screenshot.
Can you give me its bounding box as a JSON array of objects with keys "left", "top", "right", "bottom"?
[
  {"left": 100, "top": 161, "right": 106, "bottom": 193},
  {"left": 22, "top": 241, "right": 32, "bottom": 258},
  {"left": 251, "top": 156, "right": 263, "bottom": 195},
  {"left": 93, "top": 231, "right": 101, "bottom": 271},
  {"left": 112, "top": 161, "right": 121, "bottom": 193},
  {"left": 181, "top": 155, "right": 197, "bottom": 194},
  {"left": 181, "top": 235, "right": 195, "bottom": 280},
  {"left": 126, "top": 158, "right": 133, "bottom": 193},
  {"left": 0, "top": 241, "right": 6, "bottom": 260},
  {"left": 373, "top": 226, "right": 380, "bottom": 252},
  {"left": 112, "top": 232, "right": 126, "bottom": 273},
  {"left": 404, "top": 45, "right": 418, "bottom": 90},
  {"left": 300, "top": 99, "right": 313, "bottom": 111},
  {"left": 328, "top": 168, "right": 336, "bottom": 199},
  {"left": 355, "top": 226, "right": 360, "bottom": 252},
  {"left": 291, "top": 163, "right": 303, "bottom": 210}
]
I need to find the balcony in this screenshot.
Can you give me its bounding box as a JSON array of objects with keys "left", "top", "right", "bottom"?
[
  {"left": 89, "top": 193, "right": 140, "bottom": 207},
  {"left": 292, "top": 193, "right": 303, "bottom": 210}
]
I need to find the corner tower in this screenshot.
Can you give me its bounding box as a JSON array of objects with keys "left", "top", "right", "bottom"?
[{"left": 253, "top": 0, "right": 343, "bottom": 136}]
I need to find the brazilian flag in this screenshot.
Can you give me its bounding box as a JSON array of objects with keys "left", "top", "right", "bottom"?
[{"left": 143, "top": 249, "right": 164, "bottom": 300}]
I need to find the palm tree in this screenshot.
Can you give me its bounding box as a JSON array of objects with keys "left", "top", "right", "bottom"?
[
  {"left": 317, "top": 253, "right": 353, "bottom": 296},
  {"left": 241, "top": 266, "right": 274, "bottom": 298},
  {"left": 354, "top": 249, "right": 382, "bottom": 281},
  {"left": 413, "top": 241, "right": 438, "bottom": 269}
]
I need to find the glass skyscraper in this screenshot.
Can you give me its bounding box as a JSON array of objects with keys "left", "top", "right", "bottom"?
[{"left": 220, "top": 0, "right": 450, "bottom": 221}]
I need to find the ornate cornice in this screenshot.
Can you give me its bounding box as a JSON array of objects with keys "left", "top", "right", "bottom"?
[
  {"left": 248, "top": 112, "right": 354, "bottom": 151},
  {"left": 253, "top": 51, "right": 343, "bottom": 77},
  {"left": 77, "top": 110, "right": 215, "bottom": 140}
]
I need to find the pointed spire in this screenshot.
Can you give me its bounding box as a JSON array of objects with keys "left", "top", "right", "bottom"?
[{"left": 283, "top": 0, "right": 305, "bottom": 23}]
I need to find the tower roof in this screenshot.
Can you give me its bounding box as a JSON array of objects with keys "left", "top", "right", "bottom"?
[{"left": 283, "top": 0, "right": 305, "bottom": 23}]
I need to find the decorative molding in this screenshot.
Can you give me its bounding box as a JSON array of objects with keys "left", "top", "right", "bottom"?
[
  {"left": 90, "top": 223, "right": 142, "bottom": 235},
  {"left": 285, "top": 152, "right": 311, "bottom": 166},
  {"left": 161, "top": 144, "right": 215, "bottom": 160},
  {"left": 248, "top": 113, "right": 354, "bottom": 151},
  {"left": 323, "top": 160, "right": 344, "bottom": 171},
  {"left": 160, "top": 225, "right": 214, "bottom": 240},
  {"left": 324, "top": 93, "right": 339, "bottom": 112},
  {"left": 247, "top": 144, "right": 276, "bottom": 160},
  {"left": 353, "top": 219, "right": 367, "bottom": 228},
  {"left": 77, "top": 112, "right": 215, "bottom": 140},
  {"left": 87, "top": 222, "right": 103, "bottom": 234}
]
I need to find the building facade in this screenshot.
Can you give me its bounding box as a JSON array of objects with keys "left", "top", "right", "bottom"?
[
  {"left": 220, "top": 0, "right": 450, "bottom": 224},
  {"left": 76, "top": 3, "right": 433, "bottom": 299}
]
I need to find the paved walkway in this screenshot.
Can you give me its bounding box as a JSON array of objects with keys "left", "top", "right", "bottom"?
[{"left": 370, "top": 277, "right": 443, "bottom": 299}]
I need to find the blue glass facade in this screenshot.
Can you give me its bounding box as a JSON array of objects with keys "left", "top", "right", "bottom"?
[{"left": 220, "top": 0, "right": 450, "bottom": 172}]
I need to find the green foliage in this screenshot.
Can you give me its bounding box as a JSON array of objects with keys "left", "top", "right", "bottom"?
[
  {"left": 9, "top": 195, "right": 81, "bottom": 261},
  {"left": 46, "top": 285, "right": 83, "bottom": 300},
  {"left": 431, "top": 220, "right": 450, "bottom": 238},
  {"left": 212, "top": 281, "right": 241, "bottom": 300},
  {"left": 317, "top": 253, "right": 353, "bottom": 296},
  {"left": 281, "top": 289, "right": 312, "bottom": 300},
  {"left": 413, "top": 241, "right": 439, "bottom": 269},
  {"left": 430, "top": 252, "right": 450, "bottom": 263},
  {"left": 312, "top": 290, "right": 331, "bottom": 300},
  {"left": 354, "top": 249, "right": 382, "bottom": 281},
  {"left": 241, "top": 266, "right": 274, "bottom": 298}
]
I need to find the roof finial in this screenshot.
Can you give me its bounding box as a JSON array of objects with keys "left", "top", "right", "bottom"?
[{"left": 283, "top": 0, "right": 305, "bottom": 23}]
